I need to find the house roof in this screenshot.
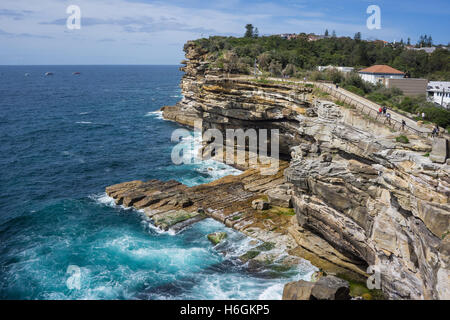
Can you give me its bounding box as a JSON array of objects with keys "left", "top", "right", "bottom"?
[{"left": 358, "top": 65, "right": 405, "bottom": 75}]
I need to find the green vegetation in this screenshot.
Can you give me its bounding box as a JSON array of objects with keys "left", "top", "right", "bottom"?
[
  {"left": 194, "top": 32, "right": 450, "bottom": 80},
  {"left": 337, "top": 273, "right": 385, "bottom": 300},
  {"left": 268, "top": 206, "right": 295, "bottom": 216},
  {"left": 256, "top": 242, "right": 275, "bottom": 251},
  {"left": 231, "top": 214, "right": 242, "bottom": 221},
  {"left": 239, "top": 250, "right": 260, "bottom": 262},
  {"left": 207, "top": 232, "right": 228, "bottom": 245},
  {"left": 396, "top": 135, "right": 410, "bottom": 144},
  {"left": 239, "top": 242, "right": 275, "bottom": 263},
  {"left": 313, "top": 70, "right": 450, "bottom": 128},
  {"left": 193, "top": 28, "right": 450, "bottom": 128}
]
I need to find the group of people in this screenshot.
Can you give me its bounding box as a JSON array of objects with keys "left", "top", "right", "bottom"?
[
  {"left": 378, "top": 106, "right": 392, "bottom": 124},
  {"left": 432, "top": 125, "right": 441, "bottom": 137},
  {"left": 378, "top": 106, "right": 441, "bottom": 137}
]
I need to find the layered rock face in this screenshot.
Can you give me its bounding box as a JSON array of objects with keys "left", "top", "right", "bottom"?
[
  {"left": 164, "top": 41, "right": 450, "bottom": 300},
  {"left": 284, "top": 103, "right": 449, "bottom": 300}
]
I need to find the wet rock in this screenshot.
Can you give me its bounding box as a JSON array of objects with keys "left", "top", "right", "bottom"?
[
  {"left": 207, "top": 232, "right": 227, "bottom": 245},
  {"left": 152, "top": 210, "right": 205, "bottom": 231},
  {"left": 283, "top": 276, "right": 350, "bottom": 300}
]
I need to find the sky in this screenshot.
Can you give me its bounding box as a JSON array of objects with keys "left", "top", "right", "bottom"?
[{"left": 0, "top": 0, "right": 449, "bottom": 65}]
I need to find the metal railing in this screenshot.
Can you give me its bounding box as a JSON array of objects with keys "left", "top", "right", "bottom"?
[{"left": 314, "top": 82, "right": 431, "bottom": 138}]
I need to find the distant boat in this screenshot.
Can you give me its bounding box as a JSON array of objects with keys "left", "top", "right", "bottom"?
[
  {"left": 45, "top": 72, "right": 54, "bottom": 76},
  {"left": 73, "top": 72, "right": 81, "bottom": 75}
]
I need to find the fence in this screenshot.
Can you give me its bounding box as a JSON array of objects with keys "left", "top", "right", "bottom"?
[{"left": 314, "top": 82, "right": 431, "bottom": 138}]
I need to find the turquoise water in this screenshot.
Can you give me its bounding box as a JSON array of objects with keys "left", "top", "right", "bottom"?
[{"left": 0, "top": 66, "right": 315, "bottom": 300}]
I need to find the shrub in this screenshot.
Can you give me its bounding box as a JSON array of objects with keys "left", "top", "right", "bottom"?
[
  {"left": 344, "top": 85, "right": 365, "bottom": 96},
  {"left": 396, "top": 135, "right": 410, "bottom": 144}
]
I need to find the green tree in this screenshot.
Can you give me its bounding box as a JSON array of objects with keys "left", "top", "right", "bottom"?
[
  {"left": 354, "top": 32, "right": 362, "bottom": 41},
  {"left": 332, "top": 30, "right": 336, "bottom": 38},
  {"left": 245, "top": 24, "right": 254, "bottom": 38},
  {"left": 325, "top": 29, "right": 329, "bottom": 37},
  {"left": 254, "top": 27, "right": 259, "bottom": 38}
]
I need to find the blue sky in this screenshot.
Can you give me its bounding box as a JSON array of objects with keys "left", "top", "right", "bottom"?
[{"left": 0, "top": 0, "right": 449, "bottom": 65}]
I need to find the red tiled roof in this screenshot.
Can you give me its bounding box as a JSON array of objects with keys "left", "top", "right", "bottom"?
[{"left": 358, "top": 65, "right": 404, "bottom": 75}]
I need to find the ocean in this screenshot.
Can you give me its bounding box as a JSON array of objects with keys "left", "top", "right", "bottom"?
[{"left": 0, "top": 65, "right": 315, "bottom": 300}]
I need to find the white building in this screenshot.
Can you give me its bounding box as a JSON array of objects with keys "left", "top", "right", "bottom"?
[
  {"left": 427, "top": 81, "right": 450, "bottom": 109},
  {"left": 317, "top": 65, "right": 354, "bottom": 73},
  {"left": 411, "top": 47, "right": 437, "bottom": 54},
  {"left": 358, "top": 65, "right": 405, "bottom": 85}
]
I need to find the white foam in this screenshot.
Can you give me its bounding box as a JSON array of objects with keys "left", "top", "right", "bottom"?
[
  {"left": 145, "top": 220, "right": 177, "bottom": 236},
  {"left": 145, "top": 111, "right": 164, "bottom": 120},
  {"left": 90, "top": 193, "right": 116, "bottom": 207},
  {"left": 258, "top": 283, "right": 284, "bottom": 300},
  {"left": 175, "top": 131, "right": 242, "bottom": 185},
  {"left": 76, "top": 121, "right": 93, "bottom": 124}
]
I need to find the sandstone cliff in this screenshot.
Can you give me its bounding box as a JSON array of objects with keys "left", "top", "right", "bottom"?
[{"left": 109, "top": 41, "right": 450, "bottom": 299}]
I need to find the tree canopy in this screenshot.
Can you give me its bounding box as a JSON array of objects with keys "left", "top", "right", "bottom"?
[{"left": 194, "top": 33, "right": 450, "bottom": 80}]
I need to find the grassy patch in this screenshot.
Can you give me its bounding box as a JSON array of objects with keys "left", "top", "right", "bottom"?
[
  {"left": 396, "top": 135, "right": 410, "bottom": 144},
  {"left": 337, "top": 273, "right": 385, "bottom": 300},
  {"left": 268, "top": 206, "right": 295, "bottom": 216}
]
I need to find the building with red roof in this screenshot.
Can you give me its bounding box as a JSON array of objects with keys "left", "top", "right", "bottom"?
[{"left": 358, "top": 65, "right": 405, "bottom": 85}]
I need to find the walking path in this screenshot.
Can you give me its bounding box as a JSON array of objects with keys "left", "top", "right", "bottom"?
[
  {"left": 231, "top": 75, "right": 433, "bottom": 138},
  {"left": 317, "top": 82, "right": 432, "bottom": 137}
]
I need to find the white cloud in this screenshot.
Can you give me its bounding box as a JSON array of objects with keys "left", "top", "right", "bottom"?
[{"left": 0, "top": 0, "right": 416, "bottom": 64}]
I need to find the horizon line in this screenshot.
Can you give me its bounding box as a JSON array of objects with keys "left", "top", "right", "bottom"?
[{"left": 0, "top": 64, "right": 183, "bottom": 66}]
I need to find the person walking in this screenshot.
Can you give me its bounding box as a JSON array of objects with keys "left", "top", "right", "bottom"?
[
  {"left": 421, "top": 112, "right": 426, "bottom": 120},
  {"left": 386, "top": 112, "right": 391, "bottom": 125},
  {"left": 402, "top": 119, "right": 406, "bottom": 131},
  {"left": 434, "top": 124, "right": 440, "bottom": 137},
  {"left": 379, "top": 107, "right": 382, "bottom": 114},
  {"left": 382, "top": 106, "right": 387, "bottom": 115}
]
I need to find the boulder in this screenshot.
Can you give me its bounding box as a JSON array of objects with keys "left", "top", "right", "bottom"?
[
  {"left": 207, "top": 232, "right": 227, "bottom": 245},
  {"left": 310, "top": 276, "right": 351, "bottom": 300},
  {"left": 252, "top": 199, "right": 269, "bottom": 210},
  {"left": 267, "top": 188, "right": 292, "bottom": 208},
  {"left": 282, "top": 280, "right": 315, "bottom": 300},
  {"left": 430, "top": 138, "right": 449, "bottom": 164},
  {"left": 282, "top": 276, "right": 351, "bottom": 300}
]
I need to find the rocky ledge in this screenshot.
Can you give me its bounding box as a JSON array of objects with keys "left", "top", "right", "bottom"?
[{"left": 106, "top": 41, "right": 449, "bottom": 300}]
